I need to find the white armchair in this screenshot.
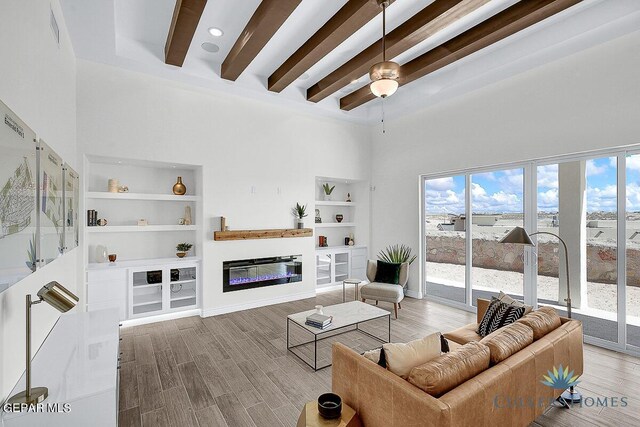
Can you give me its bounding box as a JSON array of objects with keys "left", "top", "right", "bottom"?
[{"left": 359, "top": 260, "right": 408, "bottom": 318}]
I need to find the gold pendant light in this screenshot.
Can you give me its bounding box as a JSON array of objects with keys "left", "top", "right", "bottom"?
[{"left": 369, "top": 0, "right": 399, "bottom": 98}]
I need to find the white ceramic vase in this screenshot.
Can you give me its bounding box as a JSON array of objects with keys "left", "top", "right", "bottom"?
[{"left": 95, "top": 245, "right": 108, "bottom": 263}]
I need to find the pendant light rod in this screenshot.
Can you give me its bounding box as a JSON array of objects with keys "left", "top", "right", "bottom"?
[{"left": 382, "top": 2, "right": 386, "bottom": 62}]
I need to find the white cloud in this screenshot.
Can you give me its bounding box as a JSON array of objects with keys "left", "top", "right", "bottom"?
[
  {"left": 425, "top": 177, "right": 455, "bottom": 191},
  {"left": 586, "top": 159, "right": 608, "bottom": 176},
  {"left": 627, "top": 155, "right": 640, "bottom": 171},
  {"left": 587, "top": 184, "right": 617, "bottom": 211},
  {"left": 537, "top": 164, "right": 559, "bottom": 189},
  {"left": 471, "top": 183, "right": 522, "bottom": 213},
  {"left": 538, "top": 189, "right": 558, "bottom": 210}
]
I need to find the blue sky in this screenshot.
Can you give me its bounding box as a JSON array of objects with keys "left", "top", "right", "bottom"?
[{"left": 425, "top": 156, "right": 640, "bottom": 215}]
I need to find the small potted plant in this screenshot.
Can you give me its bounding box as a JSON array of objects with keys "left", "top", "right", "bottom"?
[
  {"left": 176, "top": 242, "right": 193, "bottom": 258},
  {"left": 292, "top": 203, "right": 308, "bottom": 229},
  {"left": 322, "top": 183, "right": 335, "bottom": 201}
]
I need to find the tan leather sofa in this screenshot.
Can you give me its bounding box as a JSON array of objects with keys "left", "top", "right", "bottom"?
[{"left": 332, "top": 299, "right": 583, "bottom": 427}]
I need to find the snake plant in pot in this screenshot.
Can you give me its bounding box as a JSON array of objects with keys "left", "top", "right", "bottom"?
[
  {"left": 377, "top": 244, "right": 417, "bottom": 292},
  {"left": 292, "top": 203, "right": 308, "bottom": 229},
  {"left": 322, "top": 183, "right": 335, "bottom": 201}
]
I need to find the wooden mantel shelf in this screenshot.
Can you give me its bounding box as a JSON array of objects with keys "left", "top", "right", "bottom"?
[{"left": 214, "top": 228, "right": 313, "bottom": 241}]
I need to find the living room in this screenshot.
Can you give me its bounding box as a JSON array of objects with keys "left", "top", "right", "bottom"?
[{"left": 1, "top": 0, "right": 639, "bottom": 426}]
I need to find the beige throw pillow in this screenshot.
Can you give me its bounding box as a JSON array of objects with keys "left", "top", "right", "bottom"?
[
  {"left": 498, "top": 291, "right": 533, "bottom": 315},
  {"left": 363, "top": 348, "right": 382, "bottom": 364},
  {"left": 382, "top": 332, "right": 441, "bottom": 379}
]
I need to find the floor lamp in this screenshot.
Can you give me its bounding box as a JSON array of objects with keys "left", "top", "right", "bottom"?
[
  {"left": 499, "top": 227, "right": 582, "bottom": 405},
  {"left": 7, "top": 281, "right": 79, "bottom": 405}
]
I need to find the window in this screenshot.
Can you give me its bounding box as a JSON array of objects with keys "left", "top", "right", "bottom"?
[{"left": 422, "top": 148, "right": 640, "bottom": 354}]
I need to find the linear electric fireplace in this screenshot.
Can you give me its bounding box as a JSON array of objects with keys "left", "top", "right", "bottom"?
[{"left": 223, "top": 255, "right": 302, "bottom": 292}]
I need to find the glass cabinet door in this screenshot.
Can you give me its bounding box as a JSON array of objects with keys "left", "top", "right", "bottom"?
[
  {"left": 131, "top": 269, "right": 163, "bottom": 317},
  {"left": 169, "top": 266, "right": 197, "bottom": 310}
]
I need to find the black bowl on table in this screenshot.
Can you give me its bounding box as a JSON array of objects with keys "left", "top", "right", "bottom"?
[{"left": 317, "top": 393, "right": 342, "bottom": 419}]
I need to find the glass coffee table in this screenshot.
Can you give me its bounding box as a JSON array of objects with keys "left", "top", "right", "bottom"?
[{"left": 286, "top": 301, "right": 391, "bottom": 371}]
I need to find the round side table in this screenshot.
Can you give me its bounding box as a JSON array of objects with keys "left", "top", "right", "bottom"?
[{"left": 297, "top": 401, "right": 362, "bottom": 427}]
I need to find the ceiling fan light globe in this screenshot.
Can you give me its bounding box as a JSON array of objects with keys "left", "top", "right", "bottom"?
[{"left": 370, "top": 78, "right": 398, "bottom": 98}]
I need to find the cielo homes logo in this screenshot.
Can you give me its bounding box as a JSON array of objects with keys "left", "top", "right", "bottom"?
[
  {"left": 494, "top": 364, "right": 628, "bottom": 410},
  {"left": 541, "top": 364, "right": 580, "bottom": 390}
]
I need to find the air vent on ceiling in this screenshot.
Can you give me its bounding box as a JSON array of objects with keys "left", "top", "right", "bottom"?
[{"left": 50, "top": 8, "right": 60, "bottom": 45}]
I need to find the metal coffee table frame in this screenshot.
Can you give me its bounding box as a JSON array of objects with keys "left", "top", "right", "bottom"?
[{"left": 286, "top": 313, "right": 391, "bottom": 371}]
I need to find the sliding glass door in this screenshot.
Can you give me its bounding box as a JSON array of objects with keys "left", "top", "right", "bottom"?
[
  {"left": 471, "top": 169, "right": 525, "bottom": 304},
  {"left": 422, "top": 148, "right": 640, "bottom": 354},
  {"left": 424, "top": 176, "right": 466, "bottom": 303},
  {"left": 627, "top": 154, "right": 640, "bottom": 349}
]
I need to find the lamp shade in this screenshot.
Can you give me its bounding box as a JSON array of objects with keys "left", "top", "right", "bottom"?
[
  {"left": 370, "top": 79, "right": 398, "bottom": 98},
  {"left": 37, "top": 281, "right": 78, "bottom": 312},
  {"left": 499, "top": 226, "right": 535, "bottom": 246}
]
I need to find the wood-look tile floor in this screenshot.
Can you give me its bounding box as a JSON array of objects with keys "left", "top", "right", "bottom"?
[{"left": 118, "top": 290, "right": 640, "bottom": 427}]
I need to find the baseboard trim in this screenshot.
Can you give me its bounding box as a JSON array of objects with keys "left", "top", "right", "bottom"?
[
  {"left": 405, "top": 289, "right": 423, "bottom": 299},
  {"left": 201, "top": 290, "right": 317, "bottom": 317},
  {"left": 316, "top": 284, "right": 343, "bottom": 293},
  {"left": 121, "top": 308, "right": 202, "bottom": 327}
]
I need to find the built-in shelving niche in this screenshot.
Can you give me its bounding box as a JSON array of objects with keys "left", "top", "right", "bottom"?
[
  {"left": 84, "top": 155, "right": 203, "bottom": 262},
  {"left": 314, "top": 176, "right": 369, "bottom": 249}
]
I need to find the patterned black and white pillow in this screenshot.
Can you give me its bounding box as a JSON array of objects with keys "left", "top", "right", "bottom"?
[{"left": 477, "top": 297, "right": 526, "bottom": 337}]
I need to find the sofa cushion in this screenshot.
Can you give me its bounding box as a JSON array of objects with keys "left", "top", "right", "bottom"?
[
  {"left": 360, "top": 283, "right": 404, "bottom": 303},
  {"left": 373, "top": 260, "right": 401, "bottom": 284},
  {"left": 382, "top": 333, "right": 442, "bottom": 379},
  {"left": 517, "top": 306, "right": 561, "bottom": 340},
  {"left": 498, "top": 291, "right": 533, "bottom": 315},
  {"left": 480, "top": 322, "right": 534, "bottom": 365},
  {"left": 407, "top": 341, "right": 490, "bottom": 397},
  {"left": 443, "top": 323, "right": 482, "bottom": 345},
  {"left": 363, "top": 348, "right": 383, "bottom": 364},
  {"left": 477, "top": 297, "right": 526, "bottom": 337}
]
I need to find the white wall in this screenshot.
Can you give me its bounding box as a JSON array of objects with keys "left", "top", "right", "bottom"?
[
  {"left": 0, "top": 0, "right": 77, "bottom": 402},
  {"left": 371, "top": 29, "right": 640, "bottom": 296},
  {"left": 76, "top": 60, "right": 371, "bottom": 315}
]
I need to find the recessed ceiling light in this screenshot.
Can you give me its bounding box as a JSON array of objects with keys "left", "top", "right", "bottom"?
[
  {"left": 208, "top": 27, "right": 223, "bottom": 37},
  {"left": 299, "top": 73, "right": 310, "bottom": 80},
  {"left": 201, "top": 42, "right": 220, "bottom": 53}
]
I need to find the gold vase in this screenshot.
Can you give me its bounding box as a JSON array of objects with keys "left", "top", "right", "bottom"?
[{"left": 173, "top": 176, "right": 186, "bottom": 195}]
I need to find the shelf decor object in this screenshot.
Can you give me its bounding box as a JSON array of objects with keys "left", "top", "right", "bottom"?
[
  {"left": 322, "top": 183, "right": 335, "bottom": 201},
  {"left": 8, "top": 281, "right": 78, "bottom": 406},
  {"left": 172, "top": 176, "right": 186, "bottom": 195},
  {"left": 176, "top": 242, "right": 193, "bottom": 258},
  {"left": 292, "top": 202, "right": 308, "bottom": 229},
  {"left": 214, "top": 228, "right": 312, "bottom": 241}
]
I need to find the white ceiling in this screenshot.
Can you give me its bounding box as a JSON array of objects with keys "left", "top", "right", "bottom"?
[{"left": 59, "top": 0, "right": 640, "bottom": 123}]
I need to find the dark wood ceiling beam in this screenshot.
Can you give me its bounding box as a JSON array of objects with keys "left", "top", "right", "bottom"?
[
  {"left": 222, "top": 0, "right": 301, "bottom": 81},
  {"left": 340, "top": 0, "right": 582, "bottom": 111},
  {"left": 307, "top": 0, "right": 487, "bottom": 103},
  {"left": 268, "top": 0, "right": 393, "bottom": 93},
  {"left": 165, "top": 0, "right": 208, "bottom": 67}
]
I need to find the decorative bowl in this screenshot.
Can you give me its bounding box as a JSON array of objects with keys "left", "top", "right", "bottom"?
[
  {"left": 176, "top": 252, "right": 186, "bottom": 258},
  {"left": 317, "top": 393, "right": 342, "bottom": 419}
]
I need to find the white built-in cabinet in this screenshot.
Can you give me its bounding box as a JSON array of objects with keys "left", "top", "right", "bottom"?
[
  {"left": 315, "top": 246, "right": 367, "bottom": 288},
  {"left": 87, "top": 258, "right": 200, "bottom": 322}
]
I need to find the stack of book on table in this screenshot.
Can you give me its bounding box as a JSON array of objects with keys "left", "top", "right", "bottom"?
[{"left": 306, "top": 313, "right": 333, "bottom": 330}]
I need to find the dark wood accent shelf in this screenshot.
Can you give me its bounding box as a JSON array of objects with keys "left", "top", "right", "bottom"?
[{"left": 214, "top": 228, "right": 313, "bottom": 241}]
